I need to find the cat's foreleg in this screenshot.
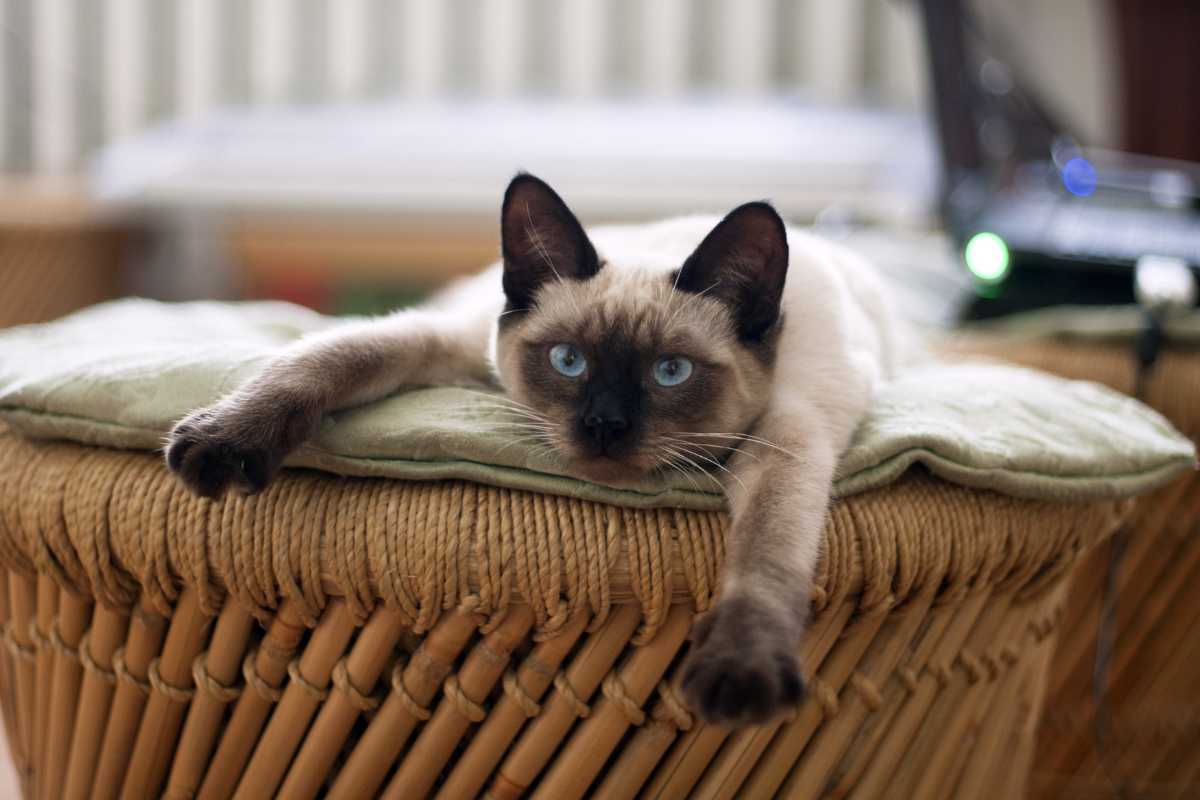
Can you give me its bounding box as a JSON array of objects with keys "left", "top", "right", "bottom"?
[
  {"left": 680, "top": 408, "right": 837, "bottom": 724},
  {"left": 166, "top": 310, "right": 495, "bottom": 498}
]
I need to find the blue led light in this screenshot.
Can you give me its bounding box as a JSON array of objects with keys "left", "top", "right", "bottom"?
[{"left": 1062, "top": 157, "right": 1097, "bottom": 197}]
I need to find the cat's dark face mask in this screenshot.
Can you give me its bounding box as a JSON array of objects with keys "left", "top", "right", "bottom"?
[{"left": 492, "top": 173, "right": 786, "bottom": 486}]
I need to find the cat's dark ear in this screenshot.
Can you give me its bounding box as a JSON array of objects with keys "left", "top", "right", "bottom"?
[
  {"left": 500, "top": 173, "right": 600, "bottom": 309},
  {"left": 676, "top": 202, "right": 789, "bottom": 341}
]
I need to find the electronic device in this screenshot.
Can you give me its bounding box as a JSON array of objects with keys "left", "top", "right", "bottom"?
[{"left": 917, "top": 0, "right": 1200, "bottom": 319}]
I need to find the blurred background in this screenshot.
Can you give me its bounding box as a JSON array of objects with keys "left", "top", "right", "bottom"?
[
  {"left": 1, "top": 3, "right": 1199, "bottom": 798},
  {"left": 2, "top": 0, "right": 1179, "bottom": 327}
]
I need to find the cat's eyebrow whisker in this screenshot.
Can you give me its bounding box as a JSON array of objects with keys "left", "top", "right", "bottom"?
[
  {"left": 524, "top": 201, "right": 588, "bottom": 321},
  {"left": 524, "top": 202, "right": 564, "bottom": 283},
  {"left": 663, "top": 280, "right": 719, "bottom": 330},
  {"left": 659, "top": 267, "right": 686, "bottom": 331}
]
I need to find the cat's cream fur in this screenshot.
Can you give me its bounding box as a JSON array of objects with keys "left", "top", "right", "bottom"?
[{"left": 166, "top": 174, "right": 911, "bottom": 724}]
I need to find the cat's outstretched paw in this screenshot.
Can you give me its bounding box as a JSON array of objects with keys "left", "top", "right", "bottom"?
[
  {"left": 680, "top": 596, "right": 806, "bottom": 725},
  {"left": 165, "top": 401, "right": 301, "bottom": 499}
]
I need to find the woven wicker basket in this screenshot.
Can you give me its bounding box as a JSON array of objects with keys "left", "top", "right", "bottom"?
[
  {"left": 0, "top": 425, "right": 1129, "bottom": 799},
  {"left": 957, "top": 337, "right": 1200, "bottom": 799}
]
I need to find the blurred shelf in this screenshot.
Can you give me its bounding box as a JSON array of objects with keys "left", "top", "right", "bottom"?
[
  {"left": 0, "top": 177, "right": 124, "bottom": 229},
  {"left": 90, "top": 99, "right": 938, "bottom": 227}
]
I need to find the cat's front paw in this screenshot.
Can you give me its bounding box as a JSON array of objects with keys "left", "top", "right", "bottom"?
[
  {"left": 165, "top": 400, "right": 302, "bottom": 499},
  {"left": 680, "top": 596, "right": 805, "bottom": 725}
]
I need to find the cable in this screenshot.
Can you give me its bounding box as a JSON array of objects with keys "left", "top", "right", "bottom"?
[{"left": 1134, "top": 311, "right": 1165, "bottom": 401}]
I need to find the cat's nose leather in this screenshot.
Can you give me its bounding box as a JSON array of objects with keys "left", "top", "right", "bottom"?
[
  {"left": 584, "top": 412, "right": 629, "bottom": 447},
  {"left": 582, "top": 390, "right": 631, "bottom": 451}
]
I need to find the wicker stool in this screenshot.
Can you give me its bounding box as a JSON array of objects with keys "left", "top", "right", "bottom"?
[
  {"left": 0, "top": 426, "right": 1131, "bottom": 799},
  {"left": 958, "top": 337, "right": 1200, "bottom": 799}
]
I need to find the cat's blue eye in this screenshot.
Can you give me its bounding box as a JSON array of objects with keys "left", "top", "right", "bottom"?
[
  {"left": 549, "top": 344, "right": 587, "bottom": 377},
  {"left": 652, "top": 356, "right": 693, "bottom": 387}
]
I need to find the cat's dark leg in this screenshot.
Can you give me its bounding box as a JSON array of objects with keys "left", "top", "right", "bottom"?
[
  {"left": 680, "top": 412, "right": 835, "bottom": 725},
  {"left": 166, "top": 310, "right": 495, "bottom": 498}
]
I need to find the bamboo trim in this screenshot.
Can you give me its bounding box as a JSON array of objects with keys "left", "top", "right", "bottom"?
[
  {"left": 39, "top": 592, "right": 91, "bottom": 800},
  {"left": 196, "top": 602, "right": 306, "bottom": 800},
  {"left": 162, "top": 601, "right": 255, "bottom": 799}
]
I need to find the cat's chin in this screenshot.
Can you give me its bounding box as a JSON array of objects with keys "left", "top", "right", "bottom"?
[{"left": 567, "top": 457, "right": 650, "bottom": 487}]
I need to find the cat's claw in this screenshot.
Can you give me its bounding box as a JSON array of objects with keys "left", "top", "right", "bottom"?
[
  {"left": 165, "top": 407, "right": 285, "bottom": 499},
  {"left": 680, "top": 597, "right": 806, "bottom": 725}
]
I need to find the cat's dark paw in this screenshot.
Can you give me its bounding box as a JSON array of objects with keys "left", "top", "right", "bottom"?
[
  {"left": 165, "top": 404, "right": 294, "bottom": 499},
  {"left": 680, "top": 596, "right": 805, "bottom": 725}
]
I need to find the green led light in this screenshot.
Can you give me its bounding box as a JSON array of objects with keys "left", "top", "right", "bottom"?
[{"left": 964, "top": 231, "right": 1010, "bottom": 283}]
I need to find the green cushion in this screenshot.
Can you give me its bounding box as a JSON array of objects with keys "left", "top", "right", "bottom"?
[{"left": 0, "top": 299, "right": 1193, "bottom": 510}]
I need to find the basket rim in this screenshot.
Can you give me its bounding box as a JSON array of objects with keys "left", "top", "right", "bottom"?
[{"left": 0, "top": 428, "right": 1128, "bottom": 639}]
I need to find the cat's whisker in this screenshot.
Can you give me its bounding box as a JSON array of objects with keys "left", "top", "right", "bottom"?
[
  {"left": 655, "top": 450, "right": 705, "bottom": 493},
  {"left": 430, "top": 411, "right": 555, "bottom": 430},
  {"left": 676, "top": 431, "right": 804, "bottom": 463},
  {"left": 665, "top": 463, "right": 703, "bottom": 493},
  {"left": 658, "top": 443, "right": 719, "bottom": 493},
  {"left": 492, "top": 433, "right": 555, "bottom": 458},
  {"left": 470, "top": 407, "right": 555, "bottom": 427},
  {"left": 528, "top": 442, "right": 565, "bottom": 465},
  {"left": 433, "top": 403, "right": 546, "bottom": 418},
  {"left": 442, "top": 399, "right": 555, "bottom": 425},
  {"left": 661, "top": 438, "right": 748, "bottom": 494},
  {"left": 462, "top": 412, "right": 555, "bottom": 428},
  {"left": 453, "top": 388, "right": 543, "bottom": 410},
  {"left": 658, "top": 434, "right": 757, "bottom": 464},
  {"left": 452, "top": 394, "right": 548, "bottom": 418}
]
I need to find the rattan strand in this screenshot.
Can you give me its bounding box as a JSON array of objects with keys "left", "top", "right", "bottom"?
[
  {"left": 242, "top": 649, "right": 283, "bottom": 703},
  {"left": 111, "top": 646, "right": 151, "bottom": 697},
  {"left": 192, "top": 651, "right": 243, "bottom": 703},
  {"left": 147, "top": 657, "right": 196, "bottom": 703}
]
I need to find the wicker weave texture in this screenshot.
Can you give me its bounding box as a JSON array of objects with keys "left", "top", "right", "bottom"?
[
  {"left": 0, "top": 429, "right": 1126, "bottom": 799},
  {"left": 956, "top": 337, "right": 1200, "bottom": 799}
]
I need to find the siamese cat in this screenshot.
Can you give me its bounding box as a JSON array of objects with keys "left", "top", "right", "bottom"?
[{"left": 166, "top": 173, "right": 908, "bottom": 724}]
